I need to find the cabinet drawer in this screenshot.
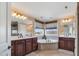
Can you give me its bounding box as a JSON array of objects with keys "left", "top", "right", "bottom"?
[
  {"left": 15, "top": 40, "right": 25, "bottom": 44},
  {"left": 26, "top": 39, "right": 32, "bottom": 42}
]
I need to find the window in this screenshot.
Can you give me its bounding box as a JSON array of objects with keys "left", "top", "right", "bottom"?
[
  {"left": 34, "top": 22, "right": 44, "bottom": 36},
  {"left": 45, "top": 23, "right": 58, "bottom": 36},
  {"left": 35, "top": 27, "right": 44, "bottom": 36}
]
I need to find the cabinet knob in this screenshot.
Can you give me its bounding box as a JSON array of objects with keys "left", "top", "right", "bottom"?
[{"left": 8, "top": 46, "right": 11, "bottom": 49}]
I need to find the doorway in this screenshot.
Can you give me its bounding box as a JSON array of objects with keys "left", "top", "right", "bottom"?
[{"left": 0, "top": 2, "right": 11, "bottom": 56}]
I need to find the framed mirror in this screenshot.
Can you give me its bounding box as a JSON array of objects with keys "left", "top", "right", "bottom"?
[{"left": 11, "top": 21, "right": 18, "bottom": 36}]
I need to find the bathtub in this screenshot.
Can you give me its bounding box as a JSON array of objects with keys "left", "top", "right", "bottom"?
[
  {"left": 37, "top": 39, "right": 58, "bottom": 50},
  {"left": 37, "top": 39, "right": 58, "bottom": 43}
]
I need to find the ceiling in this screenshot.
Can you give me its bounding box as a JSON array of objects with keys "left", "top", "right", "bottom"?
[{"left": 11, "top": 2, "right": 76, "bottom": 22}]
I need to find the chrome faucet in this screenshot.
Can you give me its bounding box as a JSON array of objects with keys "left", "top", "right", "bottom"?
[{"left": 18, "top": 33, "right": 23, "bottom": 38}]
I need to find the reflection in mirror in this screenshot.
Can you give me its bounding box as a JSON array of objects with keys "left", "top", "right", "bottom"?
[
  {"left": 11, "top": 21, "right": 18, "bottom": 36},
  {"left": 11, "top": 14, "right": 33, "bottom": 37}
]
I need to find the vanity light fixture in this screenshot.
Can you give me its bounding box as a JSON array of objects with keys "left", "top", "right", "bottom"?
[
  {"left": 62, "top": 18, "right": 71, "bottom": 23},
  {"left": 20, "top": 15, "right": 26, "bottom": 20},
  {"left": 68, "top": 19, "right": 71, "bottom": 22},
  {"left": 12, "top": 12, "right": 27, "bottom": 20},
  {"left": 20, "top": 15, "right": 24, "bottom": 19}
]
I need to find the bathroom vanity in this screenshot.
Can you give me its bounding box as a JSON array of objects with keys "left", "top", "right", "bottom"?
[
  {"left": 58, "top": 37, "right": 75, "bottom": 52},
  {"left": 58, "top": 16, "right": 75, "bottom": 52},
  {"left": 11, "top": 37, "right": 38, "bottom": 56}
]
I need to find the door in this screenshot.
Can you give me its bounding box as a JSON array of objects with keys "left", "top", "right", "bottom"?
[{"left": 0, "top": 2, "right": 11, "bottom": 56}]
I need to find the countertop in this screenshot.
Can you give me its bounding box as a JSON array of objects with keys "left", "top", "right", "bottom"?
[
  {"left": 59, "top": 36, "right": 75, "bottom": 38},
  {"left": 11, "top": 36, "right": 37, "bottom": 40}
]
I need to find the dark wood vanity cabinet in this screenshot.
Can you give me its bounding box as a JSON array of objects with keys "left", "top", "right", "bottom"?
[
  {"left": 11, "top": 37, "right": 38, "bottom": 56},
  {"left": 59, "top": 37, "right": 75, "bottom": 52}
]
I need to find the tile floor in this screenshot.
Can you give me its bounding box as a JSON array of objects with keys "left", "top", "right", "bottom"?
[{"left": 26, "top": 49, "right": 74, "bottom": 56}]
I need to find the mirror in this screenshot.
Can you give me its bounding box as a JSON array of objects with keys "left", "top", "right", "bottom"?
[
  {"left": 11, "top": 15, "right": 33, "bottom": 37},
  {"left": 64, "top": 23, "right": 73, "bottom": 37},
  {"left": 11, "top": 21, "right": 18, "bottom": 36},
  {"left": 59, "top": 18, "right": 75, "bottom": 37}
]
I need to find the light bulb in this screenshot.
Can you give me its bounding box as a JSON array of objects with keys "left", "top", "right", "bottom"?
[
  {"left": 12, "top": 12, "right": 16, "bottom": 16},
  {"left": 23, "top": 16, "right": 27, "bottom": 20},
  {"left": 65, "top": 19, "right": 68, "bottom": 22},
  {"left": 68, "top": 19, "right": 71, "bottom": 22},
  {"left": 16, "top": 14, "right": 21, "bottom": 18},
  {"left": 12, "top": 11, "right": 27, "bottom": 20},
  {"left": 62, "top": 20, "right": 65, "bottom": 23},
  {"left": 17, "top": 14, "right": 20, "bottom": 17},
  {"left": 21, "top": 15, "right": 24, "bottom": 19}
]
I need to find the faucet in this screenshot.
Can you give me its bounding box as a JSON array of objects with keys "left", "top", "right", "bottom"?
[
  {"left": 42, "top": 35, "right": 47, "bottom": 40},
  {"left": 18, "top": 33, "right": 23, "bottom": 38}
]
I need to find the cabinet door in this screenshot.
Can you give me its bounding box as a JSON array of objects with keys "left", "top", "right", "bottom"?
[
  {"left": 67, "top": 39, "right": 74, "bottom": 51},
  {"left": 59, "top": 37, "right": 75, "bottom": 52},
  {"left": 11, "top": 41, "right": 15, "bottom": 56},
  {"left": 15, "top": 40, "right": 25, "bottom": 56},
  {"left": 59, "top": 39, "right": 64, "bottom": 49},
  {"left": 25, "top": 39, "right": 32, "bottom": 53},
  {"left": 32, "top": 38, "right": 38, "bottom": 51}
]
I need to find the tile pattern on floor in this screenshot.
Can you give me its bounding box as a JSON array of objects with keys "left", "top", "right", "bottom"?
[{"left": 26, "top": 49, "right": 74, "bottom": 56}]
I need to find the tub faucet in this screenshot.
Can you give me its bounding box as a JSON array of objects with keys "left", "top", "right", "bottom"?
[{"left": 42, "top": 35, "right": 47, "bottom": 40}]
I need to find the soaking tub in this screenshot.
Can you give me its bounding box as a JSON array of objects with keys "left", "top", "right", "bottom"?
[
  {"left": 37, "top": 39, "right": 58, "bottom": 50},
  {"left": 37, "top": 39, "right": 58, "bottom": 43}
]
